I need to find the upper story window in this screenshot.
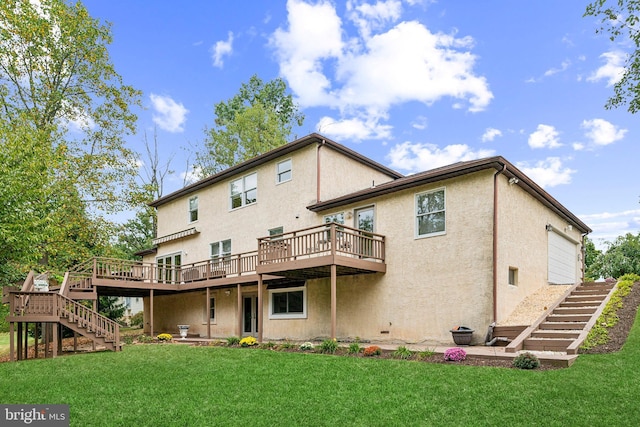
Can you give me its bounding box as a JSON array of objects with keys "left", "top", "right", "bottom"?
[
  {"left": 230, "top": 172, "right": 257, "bottom": 209},
  {"left": 269, "top": 226, "right": 284, "bottom": 238},
  {"left": 323, "top": 212, "right": 345, "bottom": 225},
  {"left": 188, "top": 196, "right": 198, "bottom": 222},
  {"left": 211, "top": 239, "right": 231, "bottom": 260},
  {"left": 276, "top": 159, "right": 292, "bottom": 184},
  {"left": 416, "top": 188, "right": 445, "bottom": 237}
]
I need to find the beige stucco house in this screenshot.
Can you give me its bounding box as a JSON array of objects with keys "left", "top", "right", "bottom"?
[{"left": 134, "top": 133, "right": 590, "bottom": 345}]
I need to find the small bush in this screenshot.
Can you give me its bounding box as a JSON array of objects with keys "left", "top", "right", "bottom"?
[
  {"left": 239, "top": 336, "right": 257, "bottom": 347},
  {"left": 319, "top": 339, "right": 338, "bottom": 354},
  {"left": 512, "top": 352, "right": 540, "bottom": 369},
  {"left": 444, "top": 347, "right": 466, "bottom": 362},
  {"left": 156, "top": 333, "right": 173, "bottom": 342},
  {"left": 279, "top": 341, "right": 294, "bottom": 349},
  {"left": 347, "top": 342, "right": 361, "bottom": 355},
  {"left": 300, "top": 342, "right": 314, "bottom": 351},
  {"left": 416, "top": 349, "right": 436, "bottom": 360},
  {"left": 129, "top": 311, "right": 143, "bottom": 327},
  {"left": 363, "top": 345, "right": 382, "bottom": 357},
  {"left": 259, "top": 341, "right": 276, "bottom": 350},
  {"left": 392, "top": 346, "right": 413, "bottom": 360},
  {"left": 137, "top": 334, "right": 154, "bottom": 343},
  {"left": 122, "top": 335, "right": 134, "bottom": 345},
  {"left": 226, "top": 336, "right": 240, "bottom": 346}
]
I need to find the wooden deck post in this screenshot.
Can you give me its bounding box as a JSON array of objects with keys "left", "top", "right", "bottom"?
[
  {"left": 257, "top": 275, "right": 263, "bottom": 343},
  {"left": 206, "top": 287, "right": 211, "bottom": 339},
  {"left": 9, "top": 322, "right": 14, "bottom": 362},
  {"left": 17, "top": 322, "right": 23, "bottom": 360},
  {"left": 92, "top": 299, "right": 97, "bottom": 351},
  {"left": 236, "top": 284, "right": 242, "bottom": 337},
  {"left": 331, "top": 264, "right": 337, "bottom": 340},
  {"left": 52, "top": 322, "right": 58, "bottom": 358},
  {"left": 34, "top": 323, "right": 39, "bottom": 359},
  {"left": 150, "top": 289, "right": 154, "bottom": 338}
]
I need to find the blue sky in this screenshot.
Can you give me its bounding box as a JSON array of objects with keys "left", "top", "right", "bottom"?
[{"left": 84, "top": 0, "right": 640, "bottom": 248}]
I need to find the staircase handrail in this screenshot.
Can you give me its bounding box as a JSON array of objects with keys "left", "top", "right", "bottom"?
[
  {"left": 70, "top": 258, "right": 96, "bottom": 274},
  {"left": 20, "top": 271, "right": 35, "bottom": 292},
  {"left": 57, "top": 293, "right": 120, "bottom": 345}
]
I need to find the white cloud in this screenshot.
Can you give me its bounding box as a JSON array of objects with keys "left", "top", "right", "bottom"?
[
  {"left": 481, "top": 127, "right": 502, "bottom": 142},
  {"left": 528, "top": 124, "right": 561, "bottom": 149},
  {"left": 271, "top": 0, "right": 492, "bottom": 140},
  {"left": 317, "top": 115, "right": 392, "bottom": 140},
  {"left": 411, "top": 115, "right": 428, "bottom": 130},
  {"left": 517, "top": 157, "right": 575, "bottom": 188},
  {"left": 580, "top": 209, "right": 640, "bottom": 248},
  {"left": 149, "top": 94, "right": 189, "bottom": 133},
  {"left": 587, "top": 51, "right": 626, "bottom": 86},
  {"left": 387, "top": 141, "right": 494, "bottom": 173},
  {"left": 581, "top": 118, "right": 627, "bottom": 146},
  {"left": 211, "top": 31, "right": 234, "bottom": 68},
  {"left": 543, "top": 59, "right": 570, "bottom": 77}
]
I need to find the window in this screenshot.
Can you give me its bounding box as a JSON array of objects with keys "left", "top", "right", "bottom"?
[
  {"left": 268, "top": 285, "right": 307, "bottom": 319},
  {"left": 189, "top": 196, "right": 198, "bottom": 222},
  {"left": 276, "top": 159, "right": 292, "bottom": 183},
  {"left": 230, "top": 173, "right": 257, "bottom": 209},
  {"left": 209, "top": 297, "right": 216, "bottom": 321},
  {"left": 323, "top": 212, "right": 345, "bottom": 240},
  {"left": 416, "top": 188, "right": 445, "bottom": 237},
  {"left": 509, "top": 267, "right": 518, "bottom": 286},
  {"left": 211, "top": 240, "right": 231, "bottom": 260},
  {"left": 269, "top": 226, "right": 284, "bottom": 238}
]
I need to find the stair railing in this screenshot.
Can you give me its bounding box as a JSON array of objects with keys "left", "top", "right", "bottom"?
[{"left": 56, "top": 294, "right": 120, "bottom": 346}]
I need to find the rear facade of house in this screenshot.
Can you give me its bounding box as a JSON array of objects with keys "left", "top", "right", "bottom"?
[{"left": 140, "top": 133, "right": 590, "bottom": 345}]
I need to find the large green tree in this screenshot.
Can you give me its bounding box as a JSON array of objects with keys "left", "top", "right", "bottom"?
[
  {"left": 0, "top": 0, "right": 141, "bottom": 283},
  {"left": 587, "top": 232, "right": 640, "bottom": 279},
  {"left": 196, "top": 75, "right": 304, "bottom": 176},
  {"left": 585, "top": 0, "right": 640, "bottom": 112}
]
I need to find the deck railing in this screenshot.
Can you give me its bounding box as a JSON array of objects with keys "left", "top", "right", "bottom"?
[
  {"left": 9, "top": 291, "right": 120, "bottom": 345},
  {"left": 257, "top": 222, "right": 385, "bottom": 265}
]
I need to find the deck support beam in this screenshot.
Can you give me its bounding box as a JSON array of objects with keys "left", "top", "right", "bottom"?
[
  {"left": 236, "top": 284, "right": 242, "bottom": 337},
  {"left": 150, "top": 289, "right": 154, "bottom": 338},
  {"left": 206, "top": 287, "right": 211, "bottom": 339},
  {"left": 331, "top": 264, "right": 337, "bottom": 340},
  {"left": 257, "top": 275, "right": 263, "bottom": 343},
  {"left": 9, "top": 322, "right": 14, "bottom": 362}
]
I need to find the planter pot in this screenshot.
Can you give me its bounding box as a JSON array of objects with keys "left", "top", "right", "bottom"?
[
  {"left": 450, "top": 327, "right": 474, "bottom": 346},
  {"left": 177, "top": 324, "right": 190, "bottom": 339}
]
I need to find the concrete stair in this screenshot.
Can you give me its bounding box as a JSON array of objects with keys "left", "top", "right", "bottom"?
[{"left": 507, "top": 282, "right": 616, "bottom": 355}]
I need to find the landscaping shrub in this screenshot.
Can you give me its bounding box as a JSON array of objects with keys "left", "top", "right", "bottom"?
[
  {"left": 443, "top": 347, "right": 466, "bottom": 362},
  {"left": 319, "top": 339, "right": 338, "bottom": 354},
  {"left": 239, "top": 336, "right": 257, "bottom": 347},
  {"left": 226, "top": 336, "right": 240, "bottom": 346},
  {"left": 347, "top": 342, "right": 361, "bottom": 355},
  {"left": 512, "top": 352, "right": 540, "bottom": 370},
  {"left": 363, "top": 345, "right": 381, "bottom": 357},
  {"left": 156, "top": 333, "right": 172, "bottom": 342},
  {"left": 137, "top": 334, "right": 154, "bottom": 343},
  {"left": 392, "top": 346, "right": 413, "bottom": 360},
  {"left": 299, "top": 342, "right": 314, "bottom": 351},
  {"left": 130, "top": 311, "right": 143, "bottom": 327}
]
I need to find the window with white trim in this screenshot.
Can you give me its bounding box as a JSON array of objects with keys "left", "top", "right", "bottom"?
[
  {"left": 416, "top": 188, "right": 445, "bottom": 237},
  {"left": 269, "top": 227, "right": 284, "bottom": 238},
  {"left": 230, "top": 172, "right": 257, "bottom": 209},
  {"left": 276, "top": 159, "right": 292, "bottom": 184},
  {"left": 189, "top": 196, "right": 198, "bottom": 222},
  {"left": 268, "top": 285, "right": 307, "bottom": 319},
  {"left": 211, "top": 239, "right": 231, "bottom": 260},
  {"left": 323, "top": 212, "right": 345, "bottom": 240},
  {"left": 509, "top": 267, "right": 518, "bottom": 286},
  {"left": 209, "top": 297, "right": 216, "bottom": 321}
]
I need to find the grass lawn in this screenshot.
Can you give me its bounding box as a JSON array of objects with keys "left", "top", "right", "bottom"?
[
  {"left": 1, "top": 322, "right": 640, "bottom": 426},
  {"left": 0, "top": 332, "right": 34, "bottom": 356}
]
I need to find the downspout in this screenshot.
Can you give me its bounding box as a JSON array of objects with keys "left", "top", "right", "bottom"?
[
  {"left": 493, "top": 164, "right": 507, "bottom": 323},
  {"left": 581, "top": 232, "right": 588, "bottom": 283},
  {"left": 316, "top": 139, "right": 325, "bottom": 202}
]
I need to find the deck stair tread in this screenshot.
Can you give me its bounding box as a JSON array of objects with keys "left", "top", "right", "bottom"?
[{"left": 506, "top": 281, "right": 617, "bottom": 354}]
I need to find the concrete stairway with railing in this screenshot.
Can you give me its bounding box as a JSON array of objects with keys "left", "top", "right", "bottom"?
[{"left": 506, "top": 281, "right": 616, "bottom": 355}]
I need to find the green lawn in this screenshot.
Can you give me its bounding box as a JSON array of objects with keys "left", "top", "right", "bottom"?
[
  {"left": 1, "top": 322, "right": 640, "bottom": 426},
  {"left": 0, "top": 332, "right": 34, "bottom": 356}
]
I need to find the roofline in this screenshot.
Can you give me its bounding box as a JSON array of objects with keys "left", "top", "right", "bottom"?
[
  {"left": 307, "top": 156, "right": 592, "bottom": 234},
  {"left": 149, "top": 133, "right": 402, "bottom": 208}
]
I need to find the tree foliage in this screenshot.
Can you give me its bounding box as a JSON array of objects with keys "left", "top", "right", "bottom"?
[
  {"left": 98, "top": 296, "right": 126, "bottom": 322},
  {"left": 585, "top": 0, "right": 640, "bottom": 112},
  {"left": 0, "top": 0, "right": 141, "bottom": 283},
  {"left": 196, "top": 75, "right": 304, "bottom": 176},
  {"left": 587, "top": 232, "right": 640, "bottom": 279}
]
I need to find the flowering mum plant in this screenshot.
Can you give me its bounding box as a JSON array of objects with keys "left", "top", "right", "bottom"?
[
  {"left": 444, "top": 347, "right": 467, "bottom": 361},
  {"left": 239, "top": 336, "right": 257, "bottom": 347},
  {"left": 300, "top": 342, "right": 314, "bottom": 351},
  {"left": 156, "top": 333, "right": 173, "bottom": 342},
  {"left": 363, "top": 345, "right": 382, "bottom": 357}
]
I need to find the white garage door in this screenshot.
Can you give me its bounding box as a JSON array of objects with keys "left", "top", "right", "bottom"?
[{"left": 548, "top": 231, "right": 577, "bottom": 284}]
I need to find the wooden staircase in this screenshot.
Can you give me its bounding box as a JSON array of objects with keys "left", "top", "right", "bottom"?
[
  {"left": 506, "top": 282, "right": 616, "bottom": 355},
  {"left": 4, "top": 271, "right": 121, "bottom": 361}
]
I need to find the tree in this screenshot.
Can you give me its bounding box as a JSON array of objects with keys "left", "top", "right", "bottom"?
[
  {"left": 0, "top": 0, "right": 141, "bottom": 282},
  {"left": 583, "top": 236, "right": 603, "bottom": 280},
  {"left": 98, "top": 296, "right": 126, "bottom": 322},
  {"left": 585, "top": 0, "right": 640, "bottom": 112},
  {"left": 196, "top": 75, "right": 304, "bottom": 176},
  {"left": 587, "top": 232, "right": 640, "bottom": 279}
]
